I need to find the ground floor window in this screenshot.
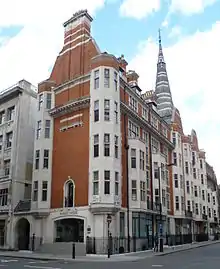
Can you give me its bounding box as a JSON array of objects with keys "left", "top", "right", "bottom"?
[
  {"left": 132, "top": 212, "right": 152, "bottom": 238},
  {"left": 0, "top": 220, "right": 5, "bottom": 246},
  {"left": 55, "top": 218, "right": 84, "bottom": 243},
  {"left": 120, "top": 212, "right": 125, "bottom": 237}
]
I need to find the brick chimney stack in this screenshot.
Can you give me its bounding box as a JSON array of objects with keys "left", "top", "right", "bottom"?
[
  {"left": 63, "top": 9, "right": 93, "bottom": 45},
  {"left": 47, "top": 9, "right": 99, "bottom": 87}
]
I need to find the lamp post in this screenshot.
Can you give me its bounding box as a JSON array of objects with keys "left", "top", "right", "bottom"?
[
  {"left": 107, "top": 214, "right": 112, "bottom": 258},
  {"left": 158, "top": 163, "right": 174, "bottom": 253}
]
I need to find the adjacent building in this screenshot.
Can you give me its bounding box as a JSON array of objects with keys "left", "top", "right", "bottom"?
[
  {"left": 150, "top": 29, "right": 219, "bottom": 239},
  {"left": 206, "top": 162, "right": 219, "bottom": 235},
  {"left": 0, "top": 80, "right": 37, "bottom": 249}
]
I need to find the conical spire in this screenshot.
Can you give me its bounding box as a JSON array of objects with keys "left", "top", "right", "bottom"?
[
  {"left": 158, "top": 29, "right": 165, "bottom": 64},
  {"left": 155, "top": 29, "right": 174, "bottom": 122}
]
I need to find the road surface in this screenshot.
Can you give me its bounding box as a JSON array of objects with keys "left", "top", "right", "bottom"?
[{"left": 0, "top": 242, "right": 220, "bottom": 268}]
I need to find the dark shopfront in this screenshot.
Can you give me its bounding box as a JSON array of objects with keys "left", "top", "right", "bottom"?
[{"left": 132, "top": 212, "right": 153, "bottom": 251}]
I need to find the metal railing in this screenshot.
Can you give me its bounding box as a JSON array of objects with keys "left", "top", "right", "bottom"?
[{"left": 86, "top": 233, "right": 211, "bottom": 255}]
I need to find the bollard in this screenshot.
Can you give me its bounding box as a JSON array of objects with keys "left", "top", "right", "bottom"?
[
  {"left": 72, "top": 243, "right": 75, "bottom": 259},
  {"left": 32, "top": 233, "right": 36, "bottom": 251}
]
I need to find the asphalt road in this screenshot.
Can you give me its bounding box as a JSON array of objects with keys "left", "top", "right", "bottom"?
[{"left": 0, "top": 243, "right": 220, "bottom": 268}]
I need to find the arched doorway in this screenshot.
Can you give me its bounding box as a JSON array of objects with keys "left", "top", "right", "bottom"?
[
  {"left": 16, "top": 218, "right": 30, "bottom": 250},
  {"left": 55, "top": 218, "right": 84, "bottom": 243}
]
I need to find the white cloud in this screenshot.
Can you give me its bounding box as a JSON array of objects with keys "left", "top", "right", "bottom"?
[
  {"left": 168, "top": 25, "right": 181, "bottom": 38},
  {"left": 170, "top": 0, "right": 218, "bottom": 15},
  {"left": 0, "top": 0, "right": 105, "bottom": 90},
  {"left": 119, "top": 0, "right": 160, "bottom": 19},
  {"left": 128, "top": 22, "right": 220, "bottom": 180},
  {"left": 162, "top": 19, "right": 169, "bottom": 28}
]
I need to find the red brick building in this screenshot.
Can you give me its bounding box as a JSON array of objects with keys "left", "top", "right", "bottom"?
[{"left": 23, "top": 10, "right": 174, "bottom": 253}]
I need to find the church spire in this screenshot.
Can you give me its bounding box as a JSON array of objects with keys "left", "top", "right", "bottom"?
[
  {"left": 158, "top": 29, "right": 165, "bottom": 63},
  {"left": 155, "top": 29, "right": 174, "bottom": 123}
]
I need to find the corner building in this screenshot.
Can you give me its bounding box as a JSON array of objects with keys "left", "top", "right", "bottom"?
[{"left": 27, "top": 10, "right": 174, "bottom": 253}]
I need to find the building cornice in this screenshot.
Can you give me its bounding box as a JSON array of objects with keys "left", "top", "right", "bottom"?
[
  {"left": 121, "top": 102, "right": 174, "bottom": 149},
  {"left": 49, "top": 96, "right": 90, "bottom": 118},
  {"left": 53, "top": 73, "right": 90, "bottom": 94}
]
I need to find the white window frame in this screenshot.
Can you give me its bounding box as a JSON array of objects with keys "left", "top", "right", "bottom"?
[
  {"left": 93, "top": 171, "right": 99, "bottom": 195},
  {"left": 4, "top": 160, "right": 10, "bottom": 176},
  {"left": 35, "top": 150, "right": 40, "bottom": 169},
  {"left": 175, "top": 196, "right": 179, "bottom": 210},
  {"left": 93, "top": 134, "right": 99, "bottom": 157},
  {"left": 0, "top": 189, "right": 8, "bottom": 206},
  {"left": 0, "top": 111, "right": 5, "bottom": 125},
  {"left": 114, "top": 71, "right": 118, "bottom": 91},
  {"left": 128, "top": 121, "right": 139, "bottom": 138},
  {"left": 5, "top": 132, "right": 12, "bottom": 148},
  {"left": 131, "top": 180, "right": 137, "bottom": 201},
  {"left": 142, "top": 107, "right": 148, "bottom": 120},
  {"left": 94, "top": 100, "right": 99, "bottom": 122},
  {"left": 104, "top": 133, "right": 110, "bottom": 157},
  {"left": 104, "top": 68, "right": 110, "bottom": 88},
  {"left": 104, "top": 99, "right": 110, "bottom": 121},
  {"left": 45, "top": 120, "right": 50, "bottom": 139},
  {"left": 131, "top": 148, "right": 136, "bottom": 168},
  {"left": 38, "top": 94, "right": 43, "bottom": 110},
  {"left": 42, "top": 181, "right": 48, "bottom": 201},
  {"left": 129, "top": 96, "right": 138, "bottom": 112},
  {"left": 104, "top": 170, "right": 110, "bottom": 195},
  {"left": 114, "top": 101, "right": 118, "bottom": 124},
  {"left": 94, "top": 70, "right": 99, "bottom": 89},
  {"left": 7, "top": 106, "right": 15, "bottom": 121},
  {"left": 115, "top": 172, "right": 119, "bottom": 196},
  {"left": 36, "top": 120, "right": 42, "bottom": 139},
  {"left": 33, "top": 181, "right": 38, "bottom": 201},
  {"left": 114, "top": 135, "right": 118, "bottom": 158},
  {"left": 140, "top": 181, "right": 146, "bottom": 201},
  {"left": 43, "top": 149, "right": 49, "bottom": 169},
  {"left": 46, "top": 93, "right": 52, "bottom": 109},
  {"left": 139, "top": 150, "right": 144, "bottom": 170}
]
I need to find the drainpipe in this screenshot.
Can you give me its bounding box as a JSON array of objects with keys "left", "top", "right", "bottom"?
[
  {"left": 148, "top": 111, "right": 154, "bottom": 245},
  {"left": 123, "top": 86, "right": 130, "bottom": 252}
]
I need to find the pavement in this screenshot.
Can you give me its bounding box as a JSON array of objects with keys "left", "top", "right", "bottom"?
[
  {"left": 0, "top": 242, "right": 220, "bottom": 268},
  {"left": 0, "top": 239, "right": 218, "bottom": 262},
  {"left": 0, "top": 240, "right": 219, "bottom": 263}
]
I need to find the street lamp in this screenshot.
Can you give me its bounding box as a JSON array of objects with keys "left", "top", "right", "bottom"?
[
  {"left": 107, "top": 214, "right": 112, "bottom": 258},
  {"left": 158, "top": 163, "right": 174, "bottom": 253}
]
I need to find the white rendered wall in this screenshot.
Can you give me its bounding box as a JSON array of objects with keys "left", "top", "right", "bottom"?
[
  {"left": 31, "top": 91, "right": 55, "bottom": 211},
  {"left": 89, "top": 66, "right": 121, "bottom": 209}
]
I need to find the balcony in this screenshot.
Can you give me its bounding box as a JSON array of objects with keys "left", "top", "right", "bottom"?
[
  {"left": 202, "top": 214, "right": 208, "bottom": 221},
  {"left": 185, "top": 210, "right": 193, "bottom": 218},
  {"left": 14, "top": 199, "right": 31, "bottom": 213}
]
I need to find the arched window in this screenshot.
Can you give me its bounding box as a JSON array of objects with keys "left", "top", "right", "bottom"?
[{"left": 64, "top": 177, "right": 75, "bottom": 208}]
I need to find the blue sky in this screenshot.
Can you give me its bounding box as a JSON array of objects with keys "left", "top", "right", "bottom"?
[
  {"left": 2, "top": 0, "right": 220, "bottom": 61},
  {"left": 93, "top": 0, "right": 220, "bottom": 59},
  {"left": 0, "top": 0, "right": 220, "bottom": 180}
]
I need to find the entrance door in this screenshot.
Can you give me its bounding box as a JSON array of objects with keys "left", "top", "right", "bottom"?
[
  {"left": 16, "top": 218, "right": 30, "bottom": 250},
  {"left": 55, "top": 218, "right": 84, "bottom": 243}
]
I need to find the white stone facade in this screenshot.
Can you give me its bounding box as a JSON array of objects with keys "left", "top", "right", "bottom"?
[{"left": 0, "top": 80, "right": 37, "bottom": 248}]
